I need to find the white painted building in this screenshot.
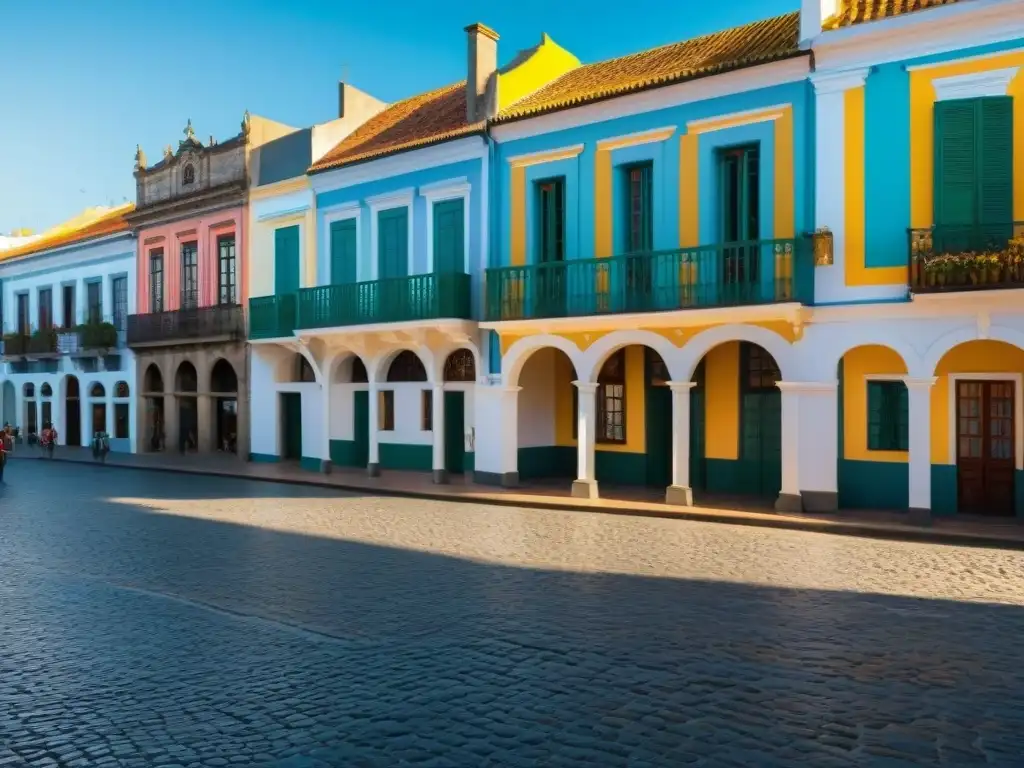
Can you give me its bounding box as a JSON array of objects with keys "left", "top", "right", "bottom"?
[{"left": 0, "top": 205, "right": 139, "bottom": 452}]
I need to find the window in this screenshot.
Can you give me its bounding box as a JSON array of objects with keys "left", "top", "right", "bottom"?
[
  {"left": 114, "top": 381, "right": 130, "bottom": 398},
  {"left": 26, "top": 401, "right": 37, "bottom": 434},
  {"left": 625, "top": 162, "right": 653, "bottom": 253},
  {"left": 16, "top": 293, "right": 28, "bottom": 335},
  {"left": 379, "top": 390, "right": 395, "bottom": 431},
  {"left": 181, "top": 242, "right": 199, "bottom": 308},
  {"left": 149, "top": 250, "right": 164, "bottom": 312},
  {"left": 112, "top": 276, "right": 127, "bottom": 332},
  {"left": 720, "top": 145, "right": 761, "bottom": 291},
  {"left": 597, "top": 350, "right": 626, "bottom": 444},
  {"left": 743, "top": 344, "right": 780, "bottom": 391},
  {"left": 62, "top": 284, "right": 75, "bottom": 327},
  {"left": 182, "top": 164, "right": 195, "bottom": 185},
  {"left": 443, "top": 349, "right": 475, "bottom": 382},
  {"left": 114, "top": 403, "right": 130, "bottom": 439},
  {"left": 38, "top": 288, "right": 52, "bottom": 329},
  {"left": 385, "top": 351, "right": 427, "bottom": 382},
  {"left": 86, "top": 281, "right": 102, "bottom": 325},
  {"left": 41, "top": 401, "right": 51, "bottom": 427},
  {"left": 218, "top": 235, "right": 237, "bottom": 305},
  {"left": 867, "top": 381, "right": 909, "bottom": 452},
  {"left": 537, "top": 178, "right": 565, "bottom": 263},
  {"left": 421, "top": 390, "right": 433, "bottom": 430}
]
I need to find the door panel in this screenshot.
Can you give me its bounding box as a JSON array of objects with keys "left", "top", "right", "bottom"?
[
  {"left": 645, "top": 383, "right": 671, "bottom": 488},
  {"left": 353, "top": 390, "right": 370, "bottom": 468},
  {"left": 282, "top": 393, "right": 302, "bottom": 460},
  {"left": 433, "top": 199, "right": 465, "bottom": 274},
  {"left": 444, "top": 391, "right": 465, "bottom": 474},
  {"left": 330, "top": 219, "right": 357, "bottom": 285},
  {"left": 377, "top": 208, "right": 409, "bottom": 280},
  {"left": 957, "top": 380, "right": 1015, "bottom": 516},
  {"left": 274, "top": 225, "right": 301, "bottom": 295}
]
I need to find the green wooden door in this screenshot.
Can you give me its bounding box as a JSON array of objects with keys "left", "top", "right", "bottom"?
[
  {"left": 444, "top": 390, "right": 465, "bottom": 474},
  {"left": 624, "top": 163, "right": 654, "bottom": 312},
  {"left": 433, "top": 199, "right": 465, "bottom": 274},
  {"left": 536, "top": 178, "right": 566, "bottom": 316},
  {"left": 645, "top": 382, "right": 671, "bottom": 488},
  {"left": 274, "top": 225, "right": 301, "bottom": 295},
  {"left": 719, "top": 146, "right": 761, "bottom": 304},
  {"left": 281, "top": 393, "right": 302, "bottom": 460},
  {"left": 353, "top": 390, "right": 369, "bottom": 467},
  {"left": 690, "top": 388, "right": 706, "bottom": 491},
  {"left": 740, "top": 392, "right": 782, "bottom": 498},
  {"left": 330, "top": 219, "right": 357, "bottom": 284},
  {"left": 377, "top": 208, "right": 409, "bottom": 280}
]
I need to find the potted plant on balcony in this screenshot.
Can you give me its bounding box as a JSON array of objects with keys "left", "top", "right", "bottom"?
[
  {"left": 78, "top": 321, "right": 119, "bottom": 351},
  {"left": 1, "top": 332, "right": 25, "bottom": 357},
  {"left": 28, "top": 327, "right": 58, "bottom": 355}
]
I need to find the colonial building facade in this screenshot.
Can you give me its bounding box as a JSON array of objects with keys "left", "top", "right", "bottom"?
[{"left": 0, "top": 206, "right": 138, "bottom": 451}]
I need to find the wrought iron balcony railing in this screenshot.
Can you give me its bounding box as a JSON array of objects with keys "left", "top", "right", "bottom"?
[
  {"left": 909, "top": 222, "right": 1024, "bottom": 293},
  {"left": 295, "top": 273, "right": 472, "bottom": 331},
  {"left": 249, "top": 294, "right": 297, "bottom": 340},
  {"left": 484, "top": 237, "right": 814, "bottom": 322},
  {"left": 126, "top": 303, "right": 244, "bottom": 347}
]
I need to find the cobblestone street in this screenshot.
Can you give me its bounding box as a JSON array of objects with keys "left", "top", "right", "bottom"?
[{"left": 1, "top": 462, "right": 1023, "bottom": 767}]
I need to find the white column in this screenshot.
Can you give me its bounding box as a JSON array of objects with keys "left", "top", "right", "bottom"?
[
  {"left": 775, "top": 382, "right": 803, "bottom": 512},
  {"left": 431, "top": 383, "right": 446, "bottom": 483},
  {"left": 787, "top": 381, "right": 840, "bottom": 513},
  {"left": 666, "top": 381, "right": 696, "bottom": 506},
  {"left": 572, "top": 381, "right": 599, "bottom": 499},
  {"left": 320, "top": 382, "right": 332, "bottom": 473},
  {"left": 471, "top": 384, "right": 520, "bottom": 486},
  {"left": 905, "top": 377, "right": 936, "bottom": 518},
  {"left": 367, "top": 382, "right": 380, "bottom": 476}
]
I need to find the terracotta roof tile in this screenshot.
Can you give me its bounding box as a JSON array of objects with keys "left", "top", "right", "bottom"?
[
  {"left": 309, "top": 82, "right": 483, "bottom": 173},
  {"left": 494, "top": 12, "right": 803, "bottom": 124},
  {"left": 823, "top": 0, "right": 965, "bottom": 29},
  {"left": 0, "top": 204, "right": 134, "bottom": 263}
]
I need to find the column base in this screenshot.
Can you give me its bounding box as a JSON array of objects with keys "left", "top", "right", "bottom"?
[
  {"left": 774, "top": 492, "right": 803, "bottom": 514},
  {"left": 367, "top": 463, "right": 381, "bottom": 478},
  {"left": 571, "top": 479, "right": 599, "bottom": 499},
  {"left": 320, "top": 460, "right": 332, "bottom": 475},
  {"left": 473, "top": 471, "right": 519, "bottom": 488},
  {"left": 800, "top": 490, "right": 838, "bottom": 514},
  {"left": 432, "top": 469, "right": 449, "bottom": 484},
  {"left": 665, "top": 485, "right": 693, "bottom": 507},
  {"left": 908, "top": 507, "right": 932, "bottom": 526}
]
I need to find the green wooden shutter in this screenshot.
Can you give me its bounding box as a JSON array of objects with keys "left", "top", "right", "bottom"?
[
  {"left": 867, "top": 381, "right": 883, "bottom": 451},
  {"left": 377, "top": 208, "right": 408, "bottom": 279},
  {"left": 896, "top": 382, "right": 909, "bottom": 452},
  {"left": 538, "top": 179, "right": 564, "bottom": 263},
  {"left": 977, "top": 96, "right": 1014, "bottom": 227},
  {"left": 433, "top": 198, "right": 465, "bottom": 274},
  {"left": 934, "top": 100, "right": 979, "bottom": 227},
  {"left": 330, "top": 219, "right": 357, "bottom": 285},
  {"left": 274, "top": 225, "right": 300, "bottom": 295}
]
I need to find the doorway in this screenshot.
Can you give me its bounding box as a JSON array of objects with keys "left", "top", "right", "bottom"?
[
  {"left": 738, "top": 343, "right": 781, "bottom": 498},
  {"left": 65, "top": 375, "right": 81, "bottom": 446},
  {"left": 281, "top": 393, "right": 302, "bottom": 460},
  {"left": 956, "top": 380, "right": 1015, "bottom": 516},
  {"left": 216, "top": 398, "right": 238, "bottom": 453},
  {"left": 443, "top": 391, "right": 465, "bottom": 474},
  {"left": 353, "top": 390, "right": 369, "bottom": 468},
  {"left": 92, "top": 403, "right": 107, "bottom": 435},
  {"left": 719, "top": 144, "right": 761, "bottom": 305},
  {"left": 178, "top": 397, "right": 198, "bottom": 452},
  {"left": 535, "top": 177, "right": 567, "bottom": 316}
]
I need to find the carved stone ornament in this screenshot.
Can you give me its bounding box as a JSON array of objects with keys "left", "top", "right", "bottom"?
[
  {"left": 241, "top": 110, "right": 251, "bottom": 139},
  {"left": 183, "top": 118, "right": 195, "bottom": 141},
  {"left": 134, "top": 144, "right": 147, "bottom": 171},
  {"left": 163, "top": 145, "right": 174, "bottom": 161}
]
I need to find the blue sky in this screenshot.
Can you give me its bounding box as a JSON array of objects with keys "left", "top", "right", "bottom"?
[{"left": 0, "top": 0, "right": 796, "bottom": 233}]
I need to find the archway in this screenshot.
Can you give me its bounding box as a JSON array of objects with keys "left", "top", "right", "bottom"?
[
  {"left": 330, "top": 353, "right": 370, "bottom": 468},
  {"left": 40, "top": 383, "right": 53, "bottom": 428},
  {"left": 210, "top": 359, "right": 238, "bottom": 453},
  {"left": 113, "top": 381, "right": 130, "bottom": 443},
  {"left": 375, "top": 350, "right": 430, "bottom": 472},
  {"left": 931, "top": 339, "right": 1024, "bottom": 517},
  {"left": 516, "top": 346, "right": 579, "bottom": 482},
  {"left": 143, "top": 364, "right": 165, "bottom": 452},
  {"left": 64, "top": 375, "right": 81, "bottom": 446},
  {"left": 441, "top": 349, "right": 477, "bottom": 476},
  {"left": 89, "top": 382, "right": 107, "bottom": 436},
  {"left": 175, "top": 361, "right": 198, "bottom": 452},
  {"left": 23, "top": 383, "right": 38, "bottom": 437}
]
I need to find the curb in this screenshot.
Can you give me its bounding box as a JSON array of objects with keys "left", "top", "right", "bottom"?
[{"left": 13, "top": 454, "right": 1024, "bottom": 552}]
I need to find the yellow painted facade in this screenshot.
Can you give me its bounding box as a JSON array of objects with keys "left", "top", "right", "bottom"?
[
  {"left": 496, "top": 34, "right": 580, "bottom": 113},
  {"left": 842, "top": 345, "right": 909, "bottom": 463},
  {"left": 704, "top": 342, "right": 740, "bottom": 461},
  {"left": 248, "top": 177, "right": 318, "bottom": 298}
]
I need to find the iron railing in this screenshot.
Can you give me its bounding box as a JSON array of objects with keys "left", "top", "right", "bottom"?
[
  {"left": 248, "top": 294, "right": 297, "bottom": 340},
  {"left": 909, "top": 222, "right": 1024, "bottom": 293},
  {"left": 126, "top": 303, "right": 244, "bottom": 346},
  {"left": 296, "top": 273, "right": 472, "bottom": 330},
  {"left": 484, "top": 237, "right": 814, "bottom": 322}
]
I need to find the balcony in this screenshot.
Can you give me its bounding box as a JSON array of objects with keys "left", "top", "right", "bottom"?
[
  {"left": 57, "top": 314, "right": 124, "bottom": 356},
  {"left": 484, "top": 237, "right": 814, "bottom": 322},
  {"left": 1, "top": 327, "right": 59, "bottom": 360},
  {"left": 127, "top": 303, "right": 244, "bottom": 347},
  {"left": 249, "top": 294, "right": 297, "bottom": 340},
  {"left": 295, "top": 273, "right": 472, "bottom": 331},
  {"left": 910, "top": 223, "right": 1024, "bottom": 293}
]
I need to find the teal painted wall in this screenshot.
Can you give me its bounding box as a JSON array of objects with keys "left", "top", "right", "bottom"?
[
  {"left": 595, "top": 451, "right": 648, "bottom": 487},
  {"left": 330, "top": 439, "right": 363, "bottom": 468},
  {"left": 250, "top": 453, "right": 279, "bottom": 463},
  {"left": 839, "top": 460, "right": 909, "bottom": 510},
  {"left": 1015, "top": 470, "right": 1024, "bottom": 519},
  {"left": 517, "top": 446, "right": 574, "bottom": 480},
  {"left": 864, "top": 64, "right": 911, "bottom": 268},
  {"left": 379, "top": 443, "right": 432, "bottom": 472},
  {"left": 931, "top": 465, "right": 958, "bottom": 516},
  {"left": 300, "top": 456, "right": 321, "bottom": 472}
]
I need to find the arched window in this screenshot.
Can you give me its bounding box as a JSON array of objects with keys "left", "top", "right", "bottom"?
[
  {"left": 183, "top": 164, "right": 195, "bottom": 185},
  {"left": 351, "top": 357, "right": 368, "bottom": 383},
  {"left": 144, "top": 364, "right": 164, "bottom": 394},
  {"left": 65, "top": 376, "right": 80, "bottom": 399},
  {"left": 210, "top": 359, "right": 237, "bottom": 393},
  {"left": 176, "top": 361, "right": 198, "bottom": 393},
  {"left": 443, "top": 349, "right": 476, "bottom": 382},
  {"left": 23, "top": 383, "right": 35, "bottom": 398},
  {"left": 742, "top": 343, "right": 780, "bottom": 391},
  {"left": 386, "top": 351, "right": 427, "bottom": 382},
  {"left": 597, "top": 350, "right": 626, "bottom": 444},
  {"left": 40, "top": 383, "right": 53, "bottom": 397},
  {"left": 90, "top": 383, "right": 106, "bottom": 398},
  {"left": 115, "top": 381, "right": 130, "bottom": 398},
  {"left": 295, "top": 355, "right": 315, "bottom": 383}
]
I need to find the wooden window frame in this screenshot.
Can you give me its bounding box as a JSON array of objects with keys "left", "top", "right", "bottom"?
[
  {"left": 421, "top": 390, "right": 433, "bottom": 431},
  {"left": 596, "top": 349, "right": 627, "bottom": 445},
  {"left": 37, "top": 287, "right": 52, "bottom": 330},
  {"left": 217, "top": 234, "right": 237, "bottom": 306},
  {"left": 85, "top": 280, "right": 103, "bottom": 325},
  {"left": 180, "top": 241, "right": 199, "bottom": 309},
  {"left": 624, "top": 161, "right": 653, "bottom": 253},
  {"left": 149, "top": 250, "right": 164, "bottom": 313},
  {"left": 380, "top": 390, "right": 395, "bottom": 431}
]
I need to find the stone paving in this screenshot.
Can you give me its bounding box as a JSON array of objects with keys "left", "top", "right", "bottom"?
[{"left": 1, "top": 461, "right": 1024, "bottom": 766}]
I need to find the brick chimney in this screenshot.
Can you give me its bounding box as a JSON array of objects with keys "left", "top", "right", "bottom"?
[{"left": 465, "top": 23, "right": 499, "bottom": 123}]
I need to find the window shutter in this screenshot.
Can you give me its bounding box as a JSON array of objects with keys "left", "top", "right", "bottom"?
[
  {"left": 897, "top": 382, "right": 909, "bottom": 452},
  {"left": 977, "top": 96, "right": 1014, "bottom": 228},
  {"left": 933, "top": 100, "right": 978, "bottom": 227},
  {"left": 330, "top": 219, "right": 357, "bottom": 284},
  {"left": 640, "top": 164, "right": 653, "bottom": 251},
  {"left": 867, "top": 382, "right": 883, "bottom": 450}
]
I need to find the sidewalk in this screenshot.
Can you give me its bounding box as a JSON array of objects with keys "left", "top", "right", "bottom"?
[{"left": 12, "top": 446, "right": 1024, "bottom": 550}]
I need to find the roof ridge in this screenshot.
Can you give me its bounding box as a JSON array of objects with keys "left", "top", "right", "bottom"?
[{"left": 0, "top": 203, "right": 135, "bottom": 263}]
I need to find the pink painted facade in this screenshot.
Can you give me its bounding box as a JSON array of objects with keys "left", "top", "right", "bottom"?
[{"left": 134, "top": 206, "right": 248, "bottom": 314}]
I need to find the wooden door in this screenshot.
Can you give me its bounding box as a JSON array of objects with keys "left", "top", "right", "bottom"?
[
  {"left": 433, "top": 199, "right": 465, "bottom": 274},
  {"left": 353, "top": 390, "right": 370, "bottom": 468},
  {"left": 535, "top": 178, "right": 567, "bottom": 317},
  {"left": 281, "top": 393, "right": 302, "bottom": 460},
  {"left": 274, "top": 225, "right": 301, "bottom": 295},
  {"left": 443, "top": 391, "right": 465, "bottom": 475},
  {"left": 330, "top": 219, "right": 357, "bottom": 285},
  {"left": 956, "top": 380, "right": 1015, "bottom": 516}
]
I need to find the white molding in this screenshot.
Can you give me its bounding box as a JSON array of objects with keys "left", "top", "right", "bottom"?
[
  {"left": 309, "top": 137, "right": 487, "bottom": 193},
  {"left": 505, "top": 144, "right": 585, "bottom": 168},
  {"left": 322, "top": 206, "right": 362, "bottom": 284},
  {"left": 906, "top": 45, "right": 1024, "bottom": 72},
  {"left": 491, "top": 57, "right": 811, "bottom": 144},
  {"left": 256, "top": 204, "right": 309, "bottom": 223},
  {"left": 685, "top": 104, "right": 789, "bottom": 131},
  {"left": 319, "top": 200, "right": 361, "bottom": 216},
  {"left": 595, "top": 126, "right": 677, "bottom": 149},
  {"left": 422, "top": 182, "right": 472, "bottom": 274},
  {"left": 810, "top": 67, "right": 870, "bottom": 95},
  {"left": 776, "top": 381, "right": 839, "bottom": 392},
  {"left": 932, "top": 67, "right": 1020, "bottom": 101},
  {"left": 366, "top": 188, "right": 415, "bottom": 211},
  {"left": 946, "top": 373, "right": 1024, "bottom": 470}
]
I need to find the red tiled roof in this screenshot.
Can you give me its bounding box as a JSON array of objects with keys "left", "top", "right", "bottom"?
[
  {"left": 0, "top": 204, "right": 134, "bottom": 263},
  {"left": 823, "top": 0, "right": 966, "bottom": 29}
]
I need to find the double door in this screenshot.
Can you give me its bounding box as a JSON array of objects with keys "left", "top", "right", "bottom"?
[{"left": 956, "top": 380, "right": 1015, "bottom": 516}]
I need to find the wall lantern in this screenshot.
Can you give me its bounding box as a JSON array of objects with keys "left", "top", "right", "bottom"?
[{"left": 812, "top": 227, "right": 834, "bottom": 266}]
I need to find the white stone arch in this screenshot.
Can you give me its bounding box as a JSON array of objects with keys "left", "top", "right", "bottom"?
[
  {"left": 85, "top": 381, "right": 106, "bottom": 399},
  {"left": 923, "top": 324, "right": 1024, "bottom": 377},
  {"left": 328, "top": 349, "right": 371, "bottom": 384},
  {"left": 678, "top": 324, "right": 797, "bottom": 381},
  {"left": 371, "top": 346, "right": 436, "bottom": 384},
  {"left": 815, "top": 333, "right": 922, "bottom": 382},
  {"left": 579, "top": 330, "right": 686, "bottom": 383},
  {"left": 435, "top": 341, "right": 483, "bottom": 383},
  {"left": 501, "top": 334, "right": 585, "bottom": 387},
  {"left": 293, "top": 344, "right": 324, "bottom": 385}
]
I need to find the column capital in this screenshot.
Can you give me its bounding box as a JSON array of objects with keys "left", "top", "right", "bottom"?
[
  {"left": 572, "top": 381, "right": 599, "bottom": 394},
  {"left": 775, "top": 380, "right": 839, "bottom": 393},
  {"left": 432, "top": 381, "right": 445, "bottom": 390},
  {"left": 904, "top": 377, "right": 938, "bottom": 389},
  {"left": 810, "top": 67, "right": 871, "bottom": 95},
  {"left": 666, "top": 380, "right": 697, "bottom": 393}
]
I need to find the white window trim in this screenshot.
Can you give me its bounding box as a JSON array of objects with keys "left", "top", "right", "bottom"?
[
  {"left": 421, "top": 179, "right": 472, "bottom": 274},
  {"left": 367, "top": 189, "right": 415, "bottom": 281},
  {"left": 322, "top": 205, "right": 362, "bottom": 284},
  {"left": 946, "top": 373, "right": 1023, "bottom": 470},
  {"left": 932, "top": 67, "right": 1020, "bottom": 102}
]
